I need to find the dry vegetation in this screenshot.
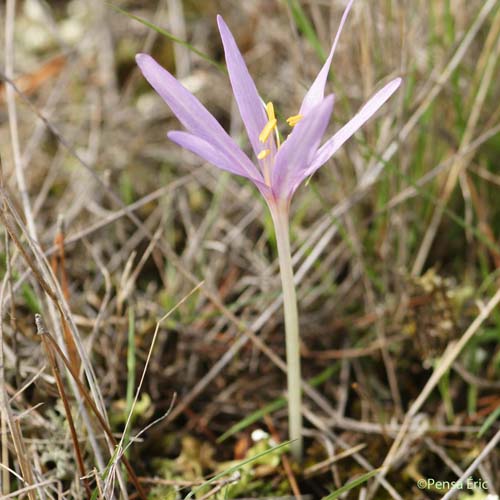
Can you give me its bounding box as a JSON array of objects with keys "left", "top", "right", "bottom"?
[{"left": 1, "top": 0, "right": 500, "bottom": 498}]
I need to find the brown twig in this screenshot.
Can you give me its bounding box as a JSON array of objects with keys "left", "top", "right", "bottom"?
[
  {"left": 0, "top": 189, "right": 128, "bottom": 494},
  {"left": 35, "top": 313, "right": 91, "bottom": 498},
  {"left": 36, "top": 321, "right": 148, "bottom": 500},
  {"left": 50, "top": 216, "right": 81, "bottom": 375}
]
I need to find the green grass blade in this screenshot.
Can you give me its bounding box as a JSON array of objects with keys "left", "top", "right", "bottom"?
[
  {"left": 21, "top": 283, "right": 41, "bottom": 313},
  {"left": 478, "top": 405, "right": 500, "bottom": 438},
  {"left": 285, "top": 0, "right": 326, "bottom": 60},
  {"left": 218, "top": 398, "right": 285, "bottom": 443},
  {"left": 218, "top": 364, "right": 338, "bottom": 442},
  {"left": 368, "top": 149, "right": 500, "bottom": 257},
  {"left": 90, "top": 447, "right": 121, "bottom": 500},
  {"left": 185, "top": 441, "right": 290, "bottom": 499},
  {"left": 107, "top": 3, "right": 225, "bottom": 72},
  {"left": 322, "top": 469, "right": 381, "bottom": 499}
]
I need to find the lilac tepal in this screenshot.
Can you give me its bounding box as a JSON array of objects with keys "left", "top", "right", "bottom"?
[{"left": 135, "top": 2, "right": 401, "bottom": 210}]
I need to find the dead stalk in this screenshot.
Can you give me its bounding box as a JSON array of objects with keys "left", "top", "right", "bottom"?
[
  {"left": 37, "top": 324, "right": 147, "bottom": 500},
  {"left": 35, "top": 314, "right": 91, "bottom": 498}
]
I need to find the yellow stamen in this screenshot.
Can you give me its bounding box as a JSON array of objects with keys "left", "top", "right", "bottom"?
[
  {"left": 259, "top": 118, "right": 277, "bottom": 143},
  {"left": 265, "top": 101, "right": 275, "bottom": 121},
  {"left": 259, "top": 101, "right": 278, "bottom": 143},
  {"left": 286, "top": 114, "right": 303, "bottom": 127},
  {"left": 257, "top": 149, "right": 271, "bottom": 160}
]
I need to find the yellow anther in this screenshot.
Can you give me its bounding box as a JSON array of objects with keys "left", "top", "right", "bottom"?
[
  {"left": 258, "top": 101, "right": 278, "bottom": 143},
  {"left": 259, "top": 118, "right": 277, "bottom": 143},
  {"left": 257, "top": 149, "right": 271, "bottom": 160},
  {"left": 286, "top": 114, "right": 303, "bottom": 127},
  {"left": 265, "top": 101, "right": 275, "bottom": 121}
]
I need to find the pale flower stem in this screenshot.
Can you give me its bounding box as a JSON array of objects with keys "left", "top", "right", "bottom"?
[{"left": 271, "top": 202, "right": 303, "bottom": 461}]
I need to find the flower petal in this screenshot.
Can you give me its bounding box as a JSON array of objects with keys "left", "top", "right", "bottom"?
[
  {"left": 168, "top": 131, "right": 271, "bottom": 197},
  {"left": 271, "top": 95, "right": 334, "bottom": 199},
  {"left": 217, "top": 16, "right": 275, "bottom": 160},
  {"left": 136, "top": 53, "right": 260, "bottom": 180},
  {"left": 299, "top": 0, "right": 354, "bottom": 116},
  {"left": 305, "top": 78, "right": 402, "bottom": 176}
]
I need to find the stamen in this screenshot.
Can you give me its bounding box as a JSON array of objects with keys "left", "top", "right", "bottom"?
[
  {"left": 265, "top": 102, "right": 275, "bottom": 121},
  {"left": 286, "top": 114, "right": 303, "bottom": 127},
  {"left": 259, "top": 101, "right": 278, "bottom": 143},
  {"left": 259, "top": 119, "right": 277, "bottom": 143},
  {"left": 257, "top": 149, "right": 271, "bottom": 160}
]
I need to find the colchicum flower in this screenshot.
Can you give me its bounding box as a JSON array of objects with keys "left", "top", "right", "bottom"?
[{"left": 136, "top": 0, "right": 401, "bottom": 461}]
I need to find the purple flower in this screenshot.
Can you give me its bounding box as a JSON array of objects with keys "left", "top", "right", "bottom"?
[
  {"left": 136, "top": 2, "right": 402, "bottom": 461},
  {"left": 136, "top": 3, "right": 400, "bottom": 209}
]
